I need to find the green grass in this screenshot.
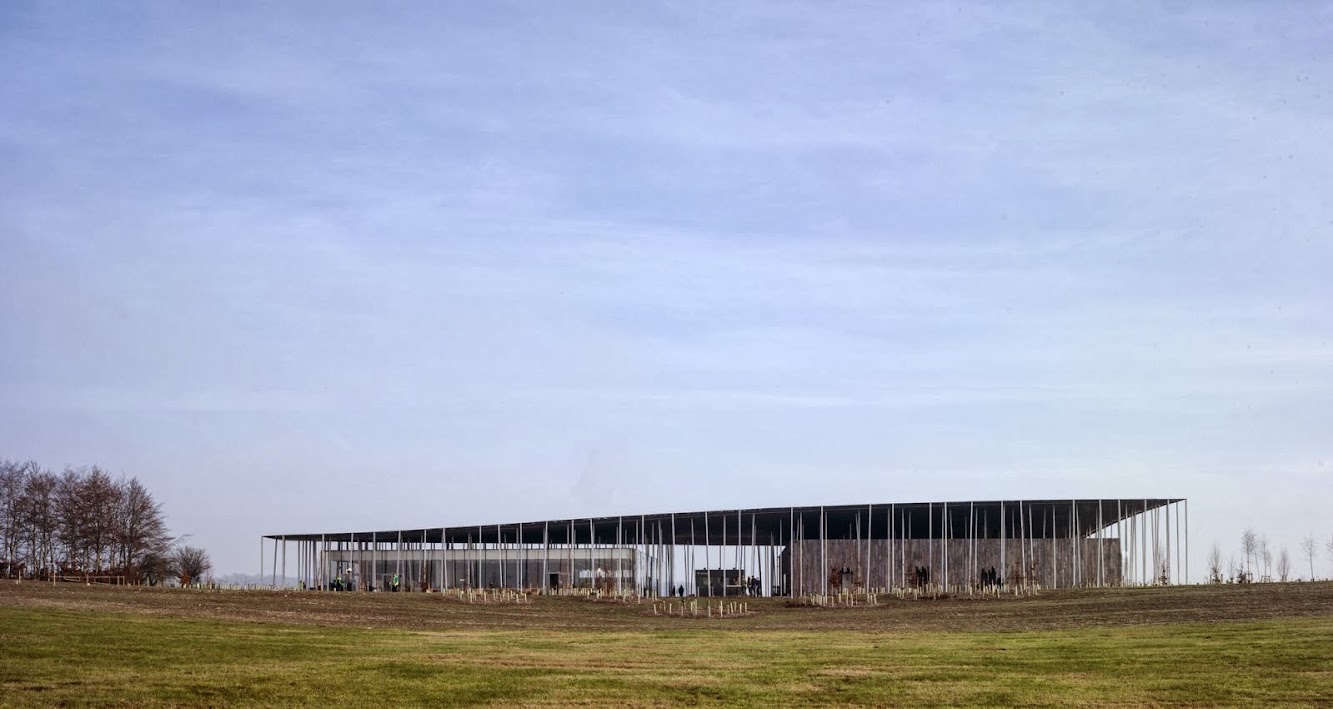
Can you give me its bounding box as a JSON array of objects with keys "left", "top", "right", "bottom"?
[{"left": 3, "top": 607, "right": 1331, "bottom": 706}]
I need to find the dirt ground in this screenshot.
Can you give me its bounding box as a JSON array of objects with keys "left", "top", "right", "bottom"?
[{"left": 3, "top": 580, "right": 1330, "bottom": 633}]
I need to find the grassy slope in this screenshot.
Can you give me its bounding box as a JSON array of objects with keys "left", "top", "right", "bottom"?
[{"left": 3, "top": 605, "right": 1331, "bottom": 707}]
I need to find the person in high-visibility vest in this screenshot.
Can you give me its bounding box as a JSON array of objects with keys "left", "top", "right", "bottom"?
[{"left": 392, "top": 573, "right": 400, "bottom": 592}]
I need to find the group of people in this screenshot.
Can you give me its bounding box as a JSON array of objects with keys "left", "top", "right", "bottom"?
[
  {"left": 908, "top": 565, "right": 1006, "bottom": 588},
  {"left": 326, "top": 573, "right": 402, "bottom": 592},
  {"left": 661, "top": 576, "right": 764, "bottom": 597}
]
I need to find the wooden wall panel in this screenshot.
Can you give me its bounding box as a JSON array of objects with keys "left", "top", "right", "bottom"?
[{"left": 782, "top": 538, "right": 1124, "bottom": 595}]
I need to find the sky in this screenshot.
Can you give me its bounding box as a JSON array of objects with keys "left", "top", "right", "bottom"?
[{"left": 2, "top": 1, "right": 1331, "bottom": 578}]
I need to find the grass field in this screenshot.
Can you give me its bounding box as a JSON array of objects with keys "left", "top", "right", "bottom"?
[{"left": 3, "top": 582, "right": 1332, "bottom": 706}]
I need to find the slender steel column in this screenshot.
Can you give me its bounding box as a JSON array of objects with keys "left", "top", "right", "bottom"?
[
  {"left": 1116, "top": 501, "right": 1123, "bottom": 586},
  {"left": 690, "top": 517, "right": 697, "bottom": 595},
  {"left": 885, "top": 505, "right": 892, "bottom": 591},
  {"left": 750, "top": 512, "right": 757, "bottom": 595},
  {"left": 1067, "top": 500, "right": 1075, "bottom": 587},
  {"left": 819, "top": 506, "right": 826, "bottom": 595},
  {"left": 1141, "top": 499, "right": 1148, "bottom": 585},
  {"left": 968, "top": 502, "right": 975, "bottom": 590},
  {"left": 906, "top": 509, "right": 912, "bottom": 589},
  {"left": 721, "top": 511, "right": 728, "bottom": 593},
  {"left": 1027, "top": 504, "right": 1035, "bottom": 590},
  {"left": 1049, "top": 509, "right": 1056, "bottom": 588},
  {"left": 1165, "top": 502, "right": 1171, "bottom": 584},
  {"left": 867, "top": 504, "right": 873, "bottom": 591},
  {"left": 1175, "top": 502, "right": 1182, "bottom": 584},
  {"left": 885, "top": 506, "right": 895, "bottom": 589},
  {"left": 1018, "top": 503, "right": 1026, "bottom": 590},
  {"left": 704, "top": 511, "right": 711, "bottom": 596},
  {"left": 1097, "top": 501, "right": 1103, "bottom": 588},
  {"left": 670, "top": 513, "right": 677, "bottom": 595},
  {"left": 1184, "top": 499, "right": 1190, "bottom": 585},
  {"left": 942, "top": 502, "right": 948, "bottom": 589},
  {"left": 927, "top": 503, "right": 933, "bottom": 588},
  {"left": 789, "top": 507, "right": 795, "bottom": 596}
]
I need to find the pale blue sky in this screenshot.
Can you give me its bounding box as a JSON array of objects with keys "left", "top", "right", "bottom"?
[{"left": 2, "top": 2, "right": 1331, "bottom": 576}]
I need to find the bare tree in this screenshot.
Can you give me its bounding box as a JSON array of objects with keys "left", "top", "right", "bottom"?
[
  {"left": 82, "top": 467, "right": 121, "bottom": 573},
  {"left": 1276, "top": 548, "right": 1290, "bottom": 582},
  {"left": 1300, "top": 534, "right": 1318, "bottom": 581},
  {"left": 3, "top": 458, "right": 177, "bottom": 583},
  {"left": 115, "top": 477, "right": 171, "bottom": 581},
  {"left": 138, "top": 550, "right": 177, "bottom": 586},
  {"left": 1207, "top": 542, "right": 1224, "bottom": 584},
  {"left": 19, "top": 465, "right": 60, "bottom": 579},
  {"left": 0, "top": 460, "right": 27, "bottom": 577},
  {"left": 50, "top": 466, "right": 128, "bottom": 578},
  {"left": 1240, "top": 528, "right": 1258, "bottom": 580},
  {"left": 173, "top": 545, "right": 211, "bottom": 587},
  {"left": 55, "top": 468, "right": 90, "bottom": 575},
  {"left": 1259, "top": 536, "right": 1272, "bottom": 581}
]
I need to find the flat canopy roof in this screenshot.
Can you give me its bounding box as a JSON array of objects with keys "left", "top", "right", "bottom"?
[{"left": 267, "top": 498, "right": 1183, "bottom": 547}]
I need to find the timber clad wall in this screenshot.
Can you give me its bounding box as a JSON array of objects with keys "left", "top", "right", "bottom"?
[{"left": 783, "top": 539, "right": 1123, "bottom": 595}]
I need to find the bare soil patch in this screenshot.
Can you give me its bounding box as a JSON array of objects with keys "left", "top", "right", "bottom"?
[{"left": 4, "top": 580, "right": 1330, "bottom": 633}]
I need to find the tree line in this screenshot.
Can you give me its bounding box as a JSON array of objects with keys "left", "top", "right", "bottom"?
[
  {"left": 0, "top": 459, "right": 210, "bottom": 585},
  {"left": 1206, "top": 528, "right": 1333, "bottom": 584}
]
